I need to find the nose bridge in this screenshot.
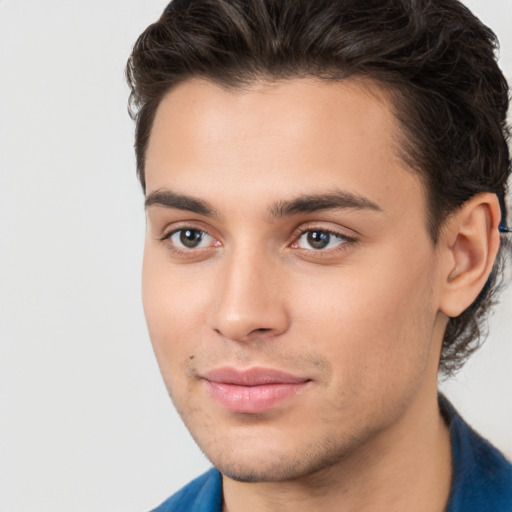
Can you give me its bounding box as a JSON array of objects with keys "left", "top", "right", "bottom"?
[{"left": 208, "top": 241, "right": 288, "bottom": 341}]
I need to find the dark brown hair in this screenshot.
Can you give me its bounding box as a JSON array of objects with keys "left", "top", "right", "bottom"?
[{"left": 126, "top": 0, "right": 511, "bottom": 375}]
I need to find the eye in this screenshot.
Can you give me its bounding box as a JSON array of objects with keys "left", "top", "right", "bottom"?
[
  {"left": 295, "top": 229, "right": 349, "bottom": 251},
  {"left": 166, "top": 228, "right": 215, "bottom": 250}
]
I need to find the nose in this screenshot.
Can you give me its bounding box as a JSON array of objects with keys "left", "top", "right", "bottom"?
[{"left": 207, "top": 249, "right": 290, "bottom": 343}]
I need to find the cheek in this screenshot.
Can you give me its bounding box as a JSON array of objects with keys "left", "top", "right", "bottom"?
[
  {"left": 141, "top": 247, "right": 206, "bottom": 373},
  {"left": 292, "top": 250, "right": 436, "bottom": 393}
]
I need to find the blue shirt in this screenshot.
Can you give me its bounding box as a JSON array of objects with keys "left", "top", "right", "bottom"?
[{"left": 151, "top": 398, "right": 512, "bottom": 511}]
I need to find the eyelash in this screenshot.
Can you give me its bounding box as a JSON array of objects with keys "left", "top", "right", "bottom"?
[
  {"left": 159, "top": 226, "right": 356, "bottom": 258},
  {"left": 159, "top": 227, "right": 218, "bottom": 257},
  {"left": 291, "top": 227, "right": 356, "bottom": 254}
]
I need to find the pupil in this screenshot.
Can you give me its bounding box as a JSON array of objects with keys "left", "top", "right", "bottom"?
[
  {"left": 180, "top": 229, "right": 202, "bottom": 248},
  {"left": 307, "top": 231, "right": 330, "bottom": 249}
]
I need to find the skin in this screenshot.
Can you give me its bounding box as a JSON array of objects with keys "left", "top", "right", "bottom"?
[{"left": 142, "top": 78, "right": 500, "bottom": 511}]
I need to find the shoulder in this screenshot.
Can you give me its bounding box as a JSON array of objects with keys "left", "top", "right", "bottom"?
[
  {"left": 441, "top": 396, "right": 512, "bottom": 511},
  {"left": 150, "top": 468, "right": 222, "bottom": 512}
]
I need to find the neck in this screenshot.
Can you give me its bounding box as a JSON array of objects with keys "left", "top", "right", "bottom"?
[{"left": 222, "top": 387, "right": 452, "bottom": 512}]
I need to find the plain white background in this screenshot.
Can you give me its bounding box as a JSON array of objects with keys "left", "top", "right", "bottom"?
[{"left": 0, "top": 1, "right": 510, "bottom": 511}]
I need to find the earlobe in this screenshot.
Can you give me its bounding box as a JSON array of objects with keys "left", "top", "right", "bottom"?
[{"left": 439, "top": 193, "right": 501, "bottom": 318}]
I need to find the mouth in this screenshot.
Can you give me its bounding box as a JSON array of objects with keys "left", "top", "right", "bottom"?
[{"left": 201, "top": 367, "right": 312, "bottom": 414}]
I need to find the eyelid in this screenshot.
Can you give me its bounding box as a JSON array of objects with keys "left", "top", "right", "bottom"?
[
  {"left": 158, "top": 220, "right": 218, "bottom": 242},
  {"left": 291, "top": 222, "right": 357, "bottom": 242}
]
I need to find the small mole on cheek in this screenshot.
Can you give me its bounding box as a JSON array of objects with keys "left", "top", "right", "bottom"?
[{"left": 189, "top": 355, "right": 195, "bottom": 360}]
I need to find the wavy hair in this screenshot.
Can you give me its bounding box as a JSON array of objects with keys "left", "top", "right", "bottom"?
[{"left": 127, "top": 0, "right": 511, "bottom": 375}]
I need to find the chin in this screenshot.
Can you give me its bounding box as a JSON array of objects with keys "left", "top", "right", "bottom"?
[
  {"left": 199, "top": 434, "right": 358, "bottom": 484},
  {"left": 213, "top": 459, "right": 312, "bottom": 483}
]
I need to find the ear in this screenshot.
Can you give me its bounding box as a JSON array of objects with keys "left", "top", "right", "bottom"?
[{"left": 438, "top": 193, "right": 502, "bottom": 318}]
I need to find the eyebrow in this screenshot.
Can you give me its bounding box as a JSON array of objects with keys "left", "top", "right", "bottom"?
[
  {"left": 268, "top": 190, "right": 382, "bottom": 218},
  {"left": 144, "top": 188, "right": 382, "bottom": 218},
  {"left": 145, "top": 189, "right": 217, "bottom": 216}
]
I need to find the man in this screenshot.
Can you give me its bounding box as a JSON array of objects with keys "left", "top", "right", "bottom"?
[{"left": 126, "top": 0, "right": 512, "bottom": 510}]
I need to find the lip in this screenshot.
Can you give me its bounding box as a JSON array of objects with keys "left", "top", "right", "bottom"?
[{"left": 201, "top": 367, "right": 311, "bottom": 413}]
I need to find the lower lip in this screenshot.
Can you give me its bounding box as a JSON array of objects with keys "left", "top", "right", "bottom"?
[{"left": 203, "top": 380, "right": 309, "bottom": 413}]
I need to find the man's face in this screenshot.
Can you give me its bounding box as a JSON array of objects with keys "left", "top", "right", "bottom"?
[{"left": 142, "top": 78, "right": 447, "bottom": 482}]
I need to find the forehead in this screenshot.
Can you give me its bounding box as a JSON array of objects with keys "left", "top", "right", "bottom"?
[
  {"left": 147, "top": 77, "right": 400, "bottom": 167},
  {"left": 145, "top": 77, "right": 425, "bottom": 225}
]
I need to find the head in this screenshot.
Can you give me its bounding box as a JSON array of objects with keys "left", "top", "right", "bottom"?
[
  {"left": 127, "top": 0, "right": 510, "bottom": 483},
  {"left": 128, "top": 0, "right": 511, "bottom": 376}
]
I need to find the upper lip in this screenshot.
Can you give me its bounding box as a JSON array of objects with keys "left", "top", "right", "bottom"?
[{"left": 202, "top": 367, "right": 310, "bottom": 386}]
